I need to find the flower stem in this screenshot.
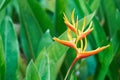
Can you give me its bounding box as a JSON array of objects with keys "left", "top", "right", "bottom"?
[{"left": 64, "top": 57, "right": 79, "bottom": 80}]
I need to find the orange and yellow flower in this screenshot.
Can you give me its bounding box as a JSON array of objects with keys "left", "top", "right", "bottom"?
[{"left": 53, "top": 10, "right": 109, "bottom": 80}]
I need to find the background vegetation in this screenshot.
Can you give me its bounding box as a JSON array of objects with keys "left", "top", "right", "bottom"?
[{"left": 0, "top": 0, "right": 120, "bottom": 80}]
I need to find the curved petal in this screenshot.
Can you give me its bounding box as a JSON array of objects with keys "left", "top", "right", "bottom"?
[
  {"left": 65, "top": 21, "right": 77, "bottom": 33},
  {"left": 77, "top": 45, "right": 110, "bottom": 58},
  {"left": 64, "top": 14, "right": 77, "bottom": 33},
  {"left": 53, "top": 37, "right": 76, "bottom": 49},
  {"left": 78, "top": 28, "right": 93, "bottom": 40}
]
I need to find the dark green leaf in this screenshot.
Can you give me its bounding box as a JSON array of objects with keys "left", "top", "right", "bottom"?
[
  {"left": 0, "top": 0, "right": 10, "bottom": 10},
  {"left": 27, "top": 0, "right": 54, "bottom": 35},
  {"left": 102, "top": 0, "right": 120, "bottom": 36},
  {"left": 73, "top": 0, "right": 84, "bottom": 18},
  {"left": 0, "top": 16, "right": 19, "bottom": 80},
  {"left": 18, "top": 0, "right": 43, "bottom": 60},
  {"left": 54, "top": 0, "right": 66, "bottom": 36},
  {"left": 107, "top": 29, "right": 120, "bottom": 80},
  {"left": 18, "top": 0, "right": 54, "bottom": 61}
]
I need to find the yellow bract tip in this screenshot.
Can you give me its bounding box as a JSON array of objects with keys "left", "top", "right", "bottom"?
[{"left": 71, "top": 9, "right": 75, "bottom": 25}]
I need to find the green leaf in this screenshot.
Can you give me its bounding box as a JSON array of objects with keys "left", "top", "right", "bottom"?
[
  {"left": 18, "top": 0, "right": 54, "bottom": 61},
  {"left": 0, "top": 36, "right": 5, "bottom": 80},
  {"left": 89, "top": 0, "right": 100, "bottom": 11},
  {"left": 0, "top": 9, "right": 5, "bottom": 24},
  {"left": 115, "top": 0, "right": 120, "bottom": 10},
  {"left": 78, "top": 11, "right": 96, "bottom": 30},
  {"left": 102, "top": 0, "right": 120, "bottom": 36},
  {"left": 38, "top": 0, "right": 55, "bottom": 12},
  {"left": 26, "top": 60, "right": 41, "bottom": 80},
  {"left": 109, "top": 51, "right": 120, "bottom": 80},
  {"left": 35, "top": 48, "right": 50, "bottom": 80},
  {"left": 70, "top": 72, "right": 77, "bottom": 80},
  {"left": 106, "top": 10, "right": 120, "bottom": 79},
  {"left": 73, "top": 0, "right": 84, "bottom": 18},
  {"left": 18, "top": 0, "right": 43, "bottom": 60},
  {"left": 27, "top": 0, "right": 54, "bottom": 35},
  {"left": 0, "top": 0, "right": 10, "bottom": 10},
  {"left": 0, "top": 16, "right": 19, "bottom": 80},
  {"left": 37, "top": 30, "right": 53, "bottom": 56},
  {"left": 54, "top": 0, "right": 66, "bottom": 36}
]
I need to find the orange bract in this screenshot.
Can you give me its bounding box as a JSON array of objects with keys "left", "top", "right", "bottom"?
[
  {"left": 77, "top": 45, "right": 110, "bottom": 59},
  {"left": 53, "top": 37, "right": 76, "bottom": 49}
]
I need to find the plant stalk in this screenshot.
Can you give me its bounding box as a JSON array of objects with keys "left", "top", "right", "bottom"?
[{"left": 64, "top": 57, "right": 79, "bottom": 80}]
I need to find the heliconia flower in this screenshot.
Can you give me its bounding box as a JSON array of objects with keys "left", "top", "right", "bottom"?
[
  {"left": 53, "top": 37, "right": 76, "bottom": 49},
  {"left": 53, "top": 9, "right": 110, "bottom": 80}
]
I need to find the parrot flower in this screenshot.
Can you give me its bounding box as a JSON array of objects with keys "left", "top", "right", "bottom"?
[{"left": 53, "top": 10, "right": 109, "bottom": 80}]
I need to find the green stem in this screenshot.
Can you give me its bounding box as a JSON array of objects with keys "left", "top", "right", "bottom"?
[{"left": 64, "top": 57, "right": 79, "bottom": 80}]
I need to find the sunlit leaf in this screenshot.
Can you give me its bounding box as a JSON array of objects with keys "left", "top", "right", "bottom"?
[
  {"left": 26, "top": 60, "right": 41, "bottom": 80},
  {"left": 35, "top": 48, "right": 50, "bottom": 80},
  {"left": 37, "top": 30, "right": 53, "bottom": 56},
  {"left": 0, "top": 36, "right": 5, "bottom": 80},
  {"left": 70, "top": 72, "right": 77, "bottom": 80}
]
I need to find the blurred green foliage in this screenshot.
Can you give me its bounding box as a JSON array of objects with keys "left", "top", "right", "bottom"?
[{"left": 0, "top": 0, "right": 120, "bottom": 80}]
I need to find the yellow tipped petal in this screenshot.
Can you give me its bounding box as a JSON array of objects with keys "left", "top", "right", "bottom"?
[
  {"left": 67, "top": 28, "right": 72, "bottom": 41},
  {"left": 71, "top": 9, "right": 75, "bottom": 25},
  {"left": 80, "top": 40, "right": 83, "bottom": 52},
  {"left": 63, "top": 13, "right": 68, "bottom": 22},
  {"left": 64, "top": 13, "right": 77, "bottom": 33},
  {"left": 78, "top": 30, "right": 82, "bottom": 35},
  {"left": 83, "top": 37, "right": 88, "bottom": 52},
  {"left": 87, "top": 21, "right": 93, "bottom": 30},
  {"left": 78, "top": 28, "right": 93, "bottom": 40},
  {"left": 77, "top": 45, "right": 110, "bottom": 59},
  {"left": 64, "top": 20, "right": 77, "bottom": 33},
  {"left": 53, "top": 37, "right": 76, "bottom": 49},
  {"left": 75, "top": 16, "right": 78, "bottom": 29}
]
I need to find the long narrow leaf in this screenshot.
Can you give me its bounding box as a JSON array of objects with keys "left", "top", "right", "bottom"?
[
  {"left": 0, "top": 36, "right": 5, "bottom": 80},
  {"left": 35, "top": 48, "right": 50, "bottom": 80},
  {"left": 0, "top": 0, "right": 10, "bottom": 10},
  {"left": 0, "top": 16, "right": 19, "bottom": 80}
]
